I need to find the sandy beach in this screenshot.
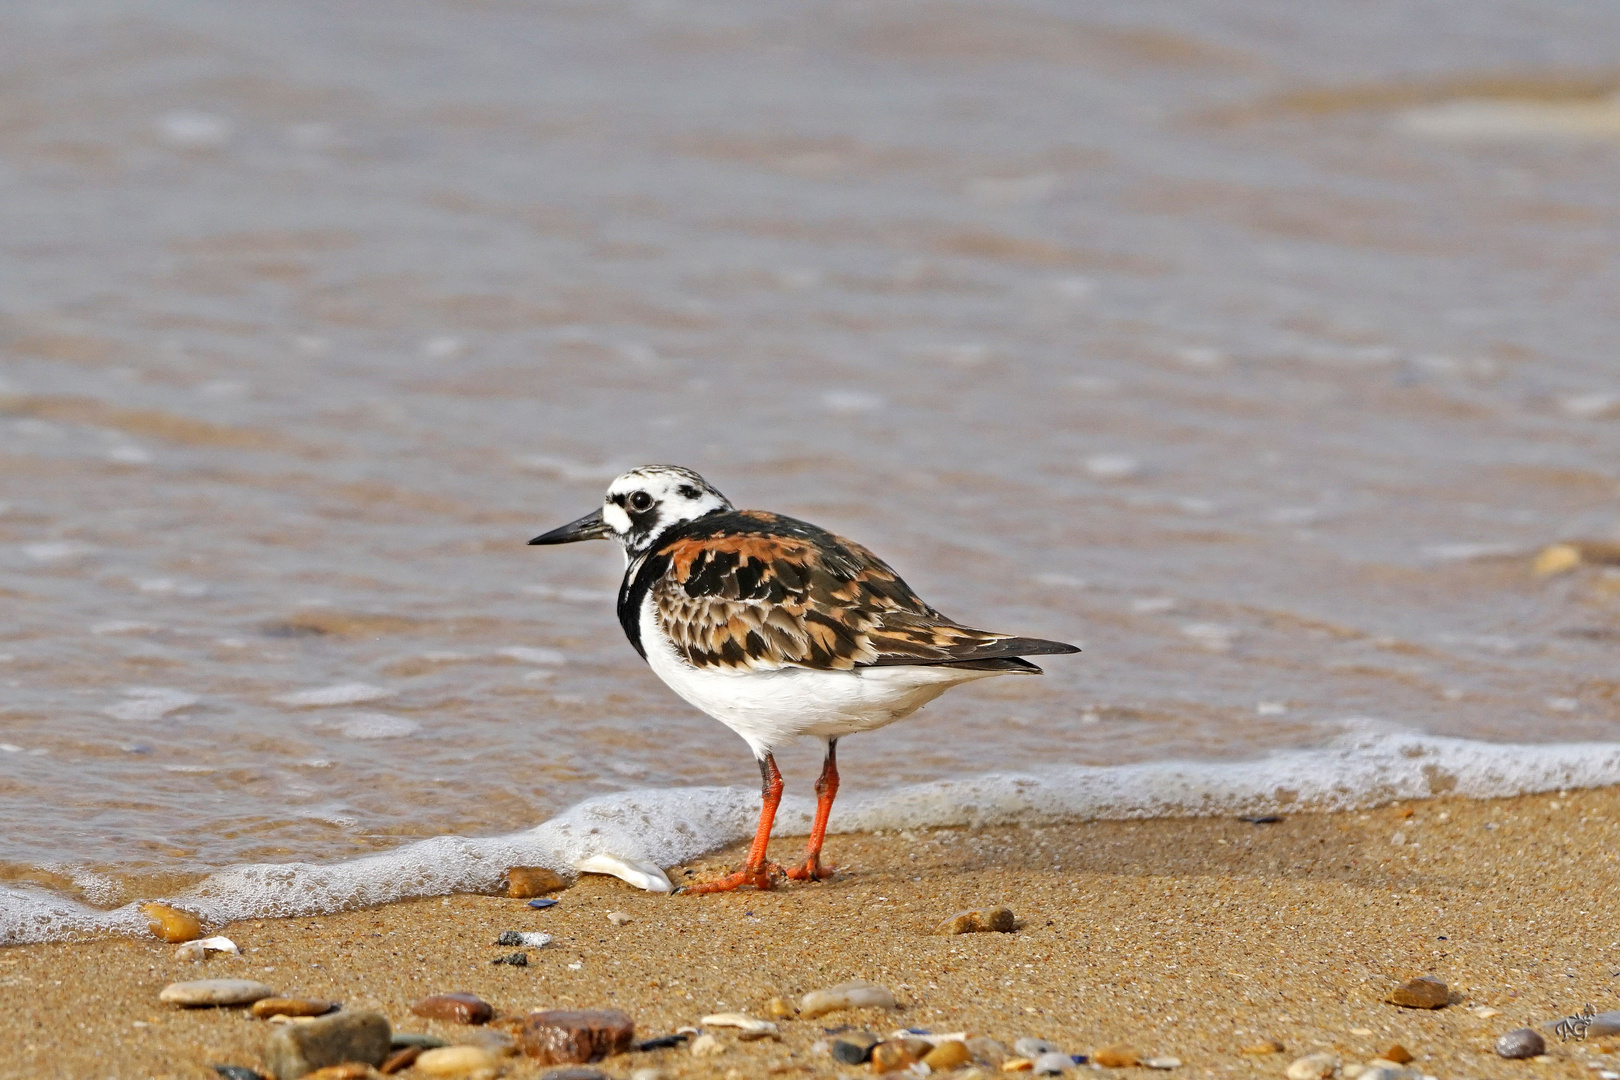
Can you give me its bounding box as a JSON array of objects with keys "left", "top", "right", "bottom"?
[{"left": 5, "top": 787, "right": 1618, "bottom": 1080}]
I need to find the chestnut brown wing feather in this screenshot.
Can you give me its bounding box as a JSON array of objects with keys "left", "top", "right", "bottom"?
[{"left": 647, "top": 512, "right": 1076, "bottom": 672}]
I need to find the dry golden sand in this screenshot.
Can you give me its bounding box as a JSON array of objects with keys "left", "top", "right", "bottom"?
[{"left": 5, "top": 788, "right": 1620, "bottom": 1080}]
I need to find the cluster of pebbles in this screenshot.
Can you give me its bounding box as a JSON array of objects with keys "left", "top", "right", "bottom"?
[{"left": 140, "top": 898, "right": 1620, "bottom": 1080}]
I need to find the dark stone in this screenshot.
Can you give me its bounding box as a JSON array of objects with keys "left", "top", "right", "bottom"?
[
  {"left": 831, "top": 1031, "right": 881, "bottom": 1064},
  {"left": 495, "top": 930, "right": 524, "bottom": 946},
  {"left": 410, "top": 992, "right": 494, "bottom": 1025},
  {"left": 540, "top": 1070, "right": 609, "bottom": 1080},
  {"left": 262, "top": 1010, "right": 392, "bottom": 1080},
  {"left": 390, "top": 1033, "right": 448, "bottom": 1049},
  {"left": 1240, "top": 815, "right": 1283, "bottom": 824},
  {"left": 634, "top": 1034, "right": 690, "bottom": 1051},
  {"left": 492, "top": 951, "right": 529, "bottom": 966},
  {"left": 528, "top": 897, "right": 560, "bottom": 909},
  {"left": 213, "top": 1068, "right": 266, "bottom": 1080},
  {"left": 520, "top": 1009, "right": 635, "bottom": 1065}
]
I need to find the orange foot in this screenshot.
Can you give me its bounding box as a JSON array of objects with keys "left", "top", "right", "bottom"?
[
  {"left": 784, "top": 857, "right": 836, "bottom": 882},
  {"left": 682, "top": 864, "right": 780, "bottom": 894}
]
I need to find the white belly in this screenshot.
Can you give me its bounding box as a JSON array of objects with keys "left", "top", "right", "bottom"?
[{"left": 639, "top": 597, "right": 1003, "bottom": 757}]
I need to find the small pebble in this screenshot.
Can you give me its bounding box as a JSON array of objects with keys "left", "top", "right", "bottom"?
[
  {"left": 411, "top": 993, "right": 494, "bottom": 1025},
  {"left": 799, "top": 980, "right": 898, "bottom": 1018},
  {"left": 1286, "top": 1052, "right": 1339, "bottom": 1080},
  {"left": 495, "top": 930, "right": 552, "bottom": 947},
  {"left": 380, "top": 1046, "right": 423, "bottom": 1074},
  {"left": 1343, "top": 1066, "right": 1367, "bottom": 1079},
  {"left": 689, "top": 1033, "right": 725, "bottom": 1057},
  {"left": 634, "top": 1034, "right": 689, "bottom": 1051},
  {"left": 1382, "top": 1045, "right": 1414, "bottom": 1065},
  {"left": 1004, "top": 1060, "right": 1035, "bottom": 1073},
  {"left": 1473, "top": 1006, "right": 1502, "bottom": 1019},
  {"left": 702, "top": 1012, "right": 777, "bottom": 1033},
  {"left": 519, "top": 1009, "right": 636, "bottom": 1065},
  {"left": 212, "top": 1068, "right": 266, "bottom": 1080},
  {"left": 1016, "top": 1039, "right": 1063, "bottom": 1058},
  {"left": 507, "top": 865, "right": 567, "bottom": 898},
  {"left": 540, "top": 1070, "right": 609, "bottom": 1080},
  {"left": 415, "top": 1045, "right": 498, "bottom": 1077},
  {"left": 1388, "top": 976, "right": 1449, "bottom": 1009},
  {"left": 1093, "top": 1044, "right": 1140, "bottom": 1068},
  {"left": 301, "top": 1066, "right": 376, "bottom": 1080},
  {"left": 1145, "top": 1058, "right": 1182, "bottom": 1070},
  {"left": 161, "top": 979, "right": 276, "bottom": 1008},
  {"left": 924, "top": 1042, "right": 974, "bottom": 1071},
  {"left": 251, "top": 998, "right": 339, "bottom": 1019},
  {"left": 1241, "top": 1040, "right": 1285, "bottom": 1055},
  {"left": 765, "top": 996, "right": 796, "bottom": 1019},
  {"left": 967, "top": 1037, "right": 1010, "bottom": 1067},
  {"left": 528, "top": 898, "right": 560, "bottom": 909},
  {"left": 142, "top": 902, "right": 204, "bottom": 943},
  {"left": 491, "top": 951, "right": 529, "bottom": 966},
  {"left": 630, "top": 1070, "right": 668, "bottom": 1080},
  {"left": 391, "top": 1034, "right": 450, "bottom": 1049},
  {"left": 606, "top": 911, "right": 632, "bottom": 926},
  {"left": 1034, "top": 1052, "right": 1073, "bottom": 1075},
  {"left": 870, "top": 1040, "right": 920, "bottom": 1073},
  {"left": 1497, "top": 1029, "right": 1546, "bottom": 1059},
  {"left": 176, "top": 935, "right": 240, "bottom": 961},
  {"left": 937, "top": 906, "right": 1018, "bottom": 934},
  {"left": 833, "top": 1032, "right": 881, "bottom": 1064},
  {"left": 263, "top": 1011, "right": 392, "bottom": 1080}
]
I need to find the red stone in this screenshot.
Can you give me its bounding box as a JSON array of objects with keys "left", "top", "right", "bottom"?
[
  {"left": 519, "top": 1009, "right": 634, "bottom": 1064},
  {"left": 410, "top": 992, "right": 494, "bottom": 1025}
]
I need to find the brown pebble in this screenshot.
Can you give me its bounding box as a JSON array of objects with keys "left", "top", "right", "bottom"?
[
  {"left": 923, "top": 1041, "right": 974, "bottom": 1070},
  {"left": 410, "top": 993, "right": 494, "bottom": 1025},
  {"left": 506, "top": 866, "right": 568, "bottom": 897},
  {"left": 1241, "top": 1040, "right": 1285, "bottom": 1056},
  {"left": 379, "top": 1046, "right": 422, "bottom": 1075},
  {"left": 519, "top": 1009, "right": 635, "bottom": 1065},
  {"left": 252, "top": 998, "right": 339, "bottom": 1020},
  {"left": 1094, "top": 1044, "right": 1142, "bottom": 1068},
  {"left": 765, "top": 996, "right": 796, "bottom": 1019},
  {"left": 140, "top": 902, "right": 203, "bottom": 943},
  {"left": 1381, "top": 1045, "right": 1413, "bottom": 1064},
  {"left": 1003, "top": 1059, "right": 1034, "bottom": 1072},
  {"left": 936, "top": 906, "right": 1017, "bottom": 935},
  {"left": 301, "top": 1066, "right": 378, "bottom": 1080},
  {"left": 869, "top": 1041, "right": 920, "bottom": 1073},
  {"left": 1388, "top": 976, "right": 1449, "bottom": 1009}
]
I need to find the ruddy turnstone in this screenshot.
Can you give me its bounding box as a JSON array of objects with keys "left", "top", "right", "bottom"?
[{"left": 529, "top": 465, "right": 1078, "bottom": 893}]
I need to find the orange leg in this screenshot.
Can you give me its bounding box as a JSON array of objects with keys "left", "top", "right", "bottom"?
[
  {"left": 787, "top": 739, "right": 838, "bottom": 881},
  {"left": 685, "top": 754, "right": 785, "bottom": 894}
]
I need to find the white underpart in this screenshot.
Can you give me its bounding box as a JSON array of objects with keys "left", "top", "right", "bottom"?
[{"left": 639, "top": 596, "right": 1005, "bottom": 757}]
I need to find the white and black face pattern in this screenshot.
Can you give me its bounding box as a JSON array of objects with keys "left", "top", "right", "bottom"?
[{"left": 602, "top": 466, "right": 732, "bottom": 555}]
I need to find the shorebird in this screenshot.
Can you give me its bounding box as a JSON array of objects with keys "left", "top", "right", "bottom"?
[{"left": 529, "top": 465, "right": 1079, "bottom": 893}]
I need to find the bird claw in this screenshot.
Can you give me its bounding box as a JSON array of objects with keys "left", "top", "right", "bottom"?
[
  {"left": 784, "top": 858, "right": 835, "bottom": 882},
  {"left": 682, "top": 863, "right": 783, "bottom": 895}
]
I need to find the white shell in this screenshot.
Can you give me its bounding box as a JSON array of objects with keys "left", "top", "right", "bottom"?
[
  {"left": 702, "top": 1013, "right": 778, "bottom": 1034},
  {"left": 574, "top": 854, "right": 672, "bottom": 892},
  {"left": 174, "top": 935, "right": 239, "bottom": 961}
]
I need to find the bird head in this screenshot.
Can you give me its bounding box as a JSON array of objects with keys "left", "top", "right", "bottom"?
[{"left": 528, "top": 465, "right": 732, "bottom": 556}]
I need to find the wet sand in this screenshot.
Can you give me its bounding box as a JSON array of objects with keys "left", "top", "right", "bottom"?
[{"left": 5, "top": 787, "right": 1618, "bottom": 1080}]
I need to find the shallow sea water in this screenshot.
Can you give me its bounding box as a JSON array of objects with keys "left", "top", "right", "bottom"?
[{"left": 3, "top": 0, "right": 1620, "bottom": 937}]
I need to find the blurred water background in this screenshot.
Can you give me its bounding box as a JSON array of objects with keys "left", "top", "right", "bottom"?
[{"left": 4, "top": 0, "right": 1620, "bottom": 928}]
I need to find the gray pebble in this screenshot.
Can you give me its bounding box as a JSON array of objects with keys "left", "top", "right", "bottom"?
[
  {"left": 160, "top": 979, "right": 276, "bottom": 1008},
  {"left": 491, "top": 951, "right": 528, "bottom": 966},
  {"left": 1034, "top": 1051, "right": 1073, "bottom": 1075},
  {"left": 1496, "top": 1028, "right": 1545, "bottom": 1060}
]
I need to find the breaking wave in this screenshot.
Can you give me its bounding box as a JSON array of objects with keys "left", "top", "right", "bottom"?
[{"left": 5, "top": 728, "right": 1620, "bottom": 943}]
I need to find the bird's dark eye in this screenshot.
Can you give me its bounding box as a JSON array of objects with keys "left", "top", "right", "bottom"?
[{"left": 630, "top": 491, "right": 653, "bottom": 511}]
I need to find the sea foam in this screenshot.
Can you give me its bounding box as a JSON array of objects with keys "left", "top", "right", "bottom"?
[{"left": 4, "top": 729, "right": 1619, "bottom": 943}]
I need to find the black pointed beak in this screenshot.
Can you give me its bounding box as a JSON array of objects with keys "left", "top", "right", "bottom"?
[{"left": 528, "top": 508, "right": 610, "bottom": 545}]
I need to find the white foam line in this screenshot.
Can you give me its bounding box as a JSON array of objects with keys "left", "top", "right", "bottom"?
[{"left": 6, "top": 731, "right": 1620, "bottom": 943}]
